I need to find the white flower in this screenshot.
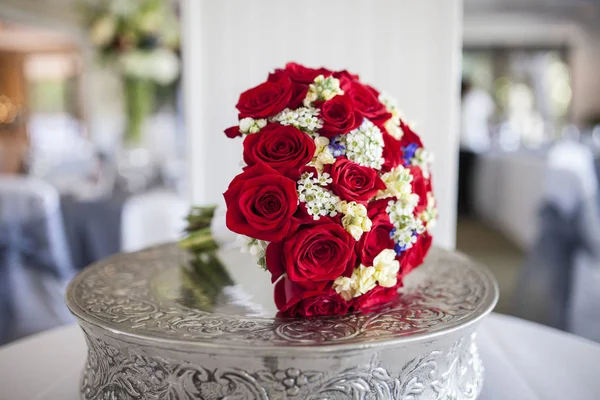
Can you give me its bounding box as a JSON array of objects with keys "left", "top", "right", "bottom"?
[
  {"left": 410, "top": 148, "right": 434, "bottom": 178},
  {"left": 310, "top": 136, "right": 336, "bottom": 171},
  {"left": 238, "top": 236, "right": 269, "bottom": 270},
  {"left": 120, "top": 49, "right": 180, "bottom": 85},
  {"left": 304, "top": 75, "right": 343, "bottom": 106},
  {"left": 340, "top": 201, "right": 372, "bottom": 240},
  {"left": 378, "top": 165, "right": 414, "bottom": 200},
  {"left": 384, "top": 118, "right": 404, "bottom": 140},
  {"left": 297, "top": 172, "right": 340, "bottom": 220},
  {"left": 90, "top": 15, "right": 117, "bottom": 47},
  {"left": 419, "top": 192, "right": 438, "bottom": 231},
  {"left": 239, "top": 117, "right": 267, "bottom": 134},
  {"left": 272, "top": 107, "right": 323, "bottom": 134},
  {"left": 372, "top": 249, "right": 400, "bottom": 288},
  {"left": 239, "top": 118, "right": 253, "bottom": 133},
  {"left": 353, "top": 265, "right": 377, "bottom": 296},
  {"left": 333, "top": 276, "right": 355, "bottom": 301},
  {"left": 120, "top": 51, "right": 152, "bottom": 79},
  {"left": 150, "top": 48, "right": 180, "bottom": 85},
  {"left": 340, "top": 119, "right": 384, "bottom": 170},
  {"left": 379, "top": 92, "right": 402, "bottom": 120}
]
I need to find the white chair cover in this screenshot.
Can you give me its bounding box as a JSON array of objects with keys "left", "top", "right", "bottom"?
[
  {"left": 0, "top": 177, "right": 74, "bottom": 344},
  {"left": 121, "top": 190, "right": 189, "bottom": 252},
  {"left": 544, "top": 140, "right": 597, "bottom": 214},
  {"left": 525, "top": 140, "right": 600, "bottom": 338}
]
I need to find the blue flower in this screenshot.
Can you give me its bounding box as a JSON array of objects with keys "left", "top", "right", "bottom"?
[
  {"left": 328, "top": 138, "right": 346, "bottom": 157},
  {"left": 389, "top": 228, "right": 396, "bottom": 239},
  {"left": 401, "top": 143, "right": 420, "bottom": 166},
  {"left": 394, "top": 243, "right": 405, "bottom": 256}
]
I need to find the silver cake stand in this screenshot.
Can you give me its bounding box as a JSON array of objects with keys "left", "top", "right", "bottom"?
[{"left": 66, "top": 244, "right": 498, "bottom": 400}]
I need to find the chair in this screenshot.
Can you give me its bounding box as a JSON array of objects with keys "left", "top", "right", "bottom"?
[
  {"left": 0, "top": 176, "right": 74, "bottom": 344},
  {"left": 518, "top": 140, "right": 600, "bottom": 337},
  {"left": 121, "top": 190, "right": 189, "bottom": 252}
]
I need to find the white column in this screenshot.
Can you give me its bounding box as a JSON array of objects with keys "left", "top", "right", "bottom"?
[{"left": 181, "top": 0, "right": 463, "bottom": 249}]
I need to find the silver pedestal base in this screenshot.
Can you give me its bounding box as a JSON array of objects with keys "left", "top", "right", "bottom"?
[
  {"left": 80, "top": 327, "right": 482, "bottom": 400},
  {"left": 67, "top": 244, "right": 496, "bottom": 400}
]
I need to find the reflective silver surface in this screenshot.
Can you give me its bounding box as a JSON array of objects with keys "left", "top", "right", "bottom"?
[{"left": 66, "top": 244, "right": 498, "bottom": 399}]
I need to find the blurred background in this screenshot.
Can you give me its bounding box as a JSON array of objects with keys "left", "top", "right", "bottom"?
[{"left": 0, "top": 0, "right": 599, "bottom": 346}]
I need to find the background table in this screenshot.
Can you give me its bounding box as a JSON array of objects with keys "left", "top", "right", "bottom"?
[
  {"left": 472, "top": 151, "right": 547, "bottom": 251},
  {"left": 1, "top": 313, "right": 599, "bottom": 400}
]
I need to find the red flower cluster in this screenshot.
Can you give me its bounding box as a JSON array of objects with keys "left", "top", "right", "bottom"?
[{"left": 223, "top": 62, "right": 435, "bottom": 318}]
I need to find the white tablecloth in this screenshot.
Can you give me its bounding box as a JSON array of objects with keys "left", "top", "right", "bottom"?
[{"left": 1, "top": 313, "right": 599, "bottom": 399}]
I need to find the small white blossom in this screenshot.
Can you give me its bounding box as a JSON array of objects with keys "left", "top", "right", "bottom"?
[
  {"left": 339, "top": 119, "right": 384, "bottom": 170},
  {"left": 239, "top": 117, "right": 267, "bottom": 134},
  {"left": 333, "top": 276, "right": 355, "bottom": 301},
  {"left": 418, "top": 192, "right": 438, "bottom": 231},
  {"left": 377, "top": 165, "right": 414, "bottom": 200},
  {"left": 384, "top": 118, "right": 404, "bottom": 140},
  {"left": 238, "top": 236, "right": 269, "bottom": 269},
  {"left": 372, "top": 249, "right": 400, "bottom": 288},
  {"left": 385, "top": 180, "right": 422, "bottom": 253},
  {"left": 340, "top": 201, "right": 372, "bottom": 240},
  {"left": 333, "top": 250, "right": 400, "bottom": 300},
  {"left": 410, "top": 148, "right": 434, "bottom": 178},
  {"left": 310, "top": 136, "right": 336, "bottom": 171},
  {"left": 272, "top": 107, "right": 323, "bottom": 134},
  {"left": 379, "top": 92, "right": 402, "bottom": 120},
  {"left": 297, "top": 172, "right": 340, "bottom": 220},
  {"left": 304, "top": 75, "right": 343, "bottom": 106},
  {"left": 353, "top": 265, "right": 378, "bottom": 296},
  {"left": 379, "top": 92, "right": 404, "bottom": 140}
]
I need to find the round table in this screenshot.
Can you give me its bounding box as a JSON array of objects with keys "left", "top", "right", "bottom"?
[{"left": 1, "top": 313, "right": 599, "bottom": 400}]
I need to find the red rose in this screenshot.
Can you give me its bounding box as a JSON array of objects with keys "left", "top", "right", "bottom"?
[
  {"left": 410, "top": 166, "right": 432, "bottom": 209},
  {"left": 268, "top": 70, "right": 308, "bottom": 109},
  {"left": 399, "top": 120, "right": 424, "bottom": 148},
  {"left": 318, "top": 95, "right": 363, "bottom": 139},
  {"left": 224, "top": 125, "right": 242, "bottom": 139},
  {"left": 273, "top": 62, "right": 332, "bottom": 84},
  {"left": 381, "top": 128, "right": 402, "bottom": 172},
  {"left": 344, "top": 82, "right": 391, "bottom": 127},
  {"left": 400, "top": 233, "right": 432, "bottom": 277},
  {"left": 356, "top": 214, "right": 394, "bottom": 266},
  {"left": 224, "top": 163, "right": 298, "bottom": 242},
  {"left": 351, "top": 285, "right": 399, "bottom": 312},
  {"left": 275, "top": 278, "right": 349, "bottom": 317},
  {"left": 334, "top": 70, "right": 360, "bottom": 84},
  {"left": 243, "top": 123, "right": 315, "bottom": 178},
  {"left": 329, "top": 157, "right": 386, "bottom": 203},
  {"left": 266, "top": 220, "right": 356, "bottom": 289},
  {"left": 367, "top": 198, "right": 391, "bottom": 219},
  {"left": 236, "top": 77, "right": 293, "bottom": 118}
]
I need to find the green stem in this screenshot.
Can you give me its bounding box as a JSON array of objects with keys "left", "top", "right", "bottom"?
[{"left": 124, "top": 77, "right": 154, "bottom": 145}]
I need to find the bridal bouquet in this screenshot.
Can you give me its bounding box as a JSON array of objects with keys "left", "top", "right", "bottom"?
[
  {"left": 84, "top": 0, "right": 180, "bottom": 143},
  {"left": 219, "top": 63, "right": 437, "bottom": 317}
]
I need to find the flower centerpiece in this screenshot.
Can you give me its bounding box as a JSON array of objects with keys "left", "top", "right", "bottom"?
[
  {"left": 182, "top": 63, "right": 437, "bottom": 318},
  {"left": 84, "top": 0, "right": 180, "bottom": 144}
]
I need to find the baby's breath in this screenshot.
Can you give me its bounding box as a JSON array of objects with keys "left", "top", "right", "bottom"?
[
  {"left": 386, "top": 188, "right": 420, "bottom": 254},
  {"left": 272, "top": 107, "right": 323, "bottom": 135},
  {"left": 297, "top": 172, "right": 340, "bottom": 220},
  {"left": 339, "top": 119, "right": 385, "bottom": 170},
  {"left": 410, "top": 148, "right": 434, "bottom": 178}
]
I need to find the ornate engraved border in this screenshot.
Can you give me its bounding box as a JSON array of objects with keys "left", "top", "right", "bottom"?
[
  {"left": 80, "top": 330, "right": 483, "bottom": 400},
  {"left": 67, "top": 245, "right": 496, "bottom": 346}
]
